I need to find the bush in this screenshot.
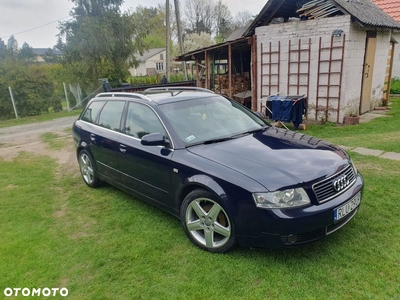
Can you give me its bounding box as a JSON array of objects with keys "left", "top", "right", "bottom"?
[
  {"left": 390, "top": 77, "right": 400, "bottom": 94},
  {"left": 0, "top": 60, "right": 63, "bottom": 120}
]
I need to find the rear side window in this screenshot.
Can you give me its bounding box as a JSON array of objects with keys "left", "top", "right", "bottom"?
[
  {"left": 81, "top": 101, "right": 106, "bottom": 123},
  {"left": 97, "top": 101, "right": 126, "bottom": 131},
  {"left": 124, "top": 102, "right": 165, "bottom": 138}
]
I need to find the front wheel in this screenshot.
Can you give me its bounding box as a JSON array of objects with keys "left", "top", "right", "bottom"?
[
  {"left": 180, "top": 189, "right": 236, "bottom": 253},
  {"left": 78, "top": 149, "right": 101, "bottom": 188}
]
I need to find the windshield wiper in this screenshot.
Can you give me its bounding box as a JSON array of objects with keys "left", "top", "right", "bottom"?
[
  {"left": 230, "top": 126, "right": 266, "bottom": 138},
  {"left": 185, "top": 127, "right": 267, "bottom": 148},
  {"left": 185, "top": 136, "right": 236, "bottom": 148}
]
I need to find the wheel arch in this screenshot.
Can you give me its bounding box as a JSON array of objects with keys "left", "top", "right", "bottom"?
[
  {"left": 76, "top": 141, "right": 90, "bottom": 158},
  {"left": 178, "top": 174, "right": 227, "bottom": 208}
]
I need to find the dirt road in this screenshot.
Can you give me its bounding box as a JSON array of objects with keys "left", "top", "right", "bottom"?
[{"left": 0, "top": 116, "right": 78, "bottom": 164}]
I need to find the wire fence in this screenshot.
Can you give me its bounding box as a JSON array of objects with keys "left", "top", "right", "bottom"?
[{"left": 68, "top": 84, "right": 103, "bottom": 111}]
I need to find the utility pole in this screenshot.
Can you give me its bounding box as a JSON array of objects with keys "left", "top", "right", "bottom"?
[
  {"left": 174, "top": 0, "right": 188, "bottom": 80},
  {"left": 166, "top": 0, "right": 170, "bottom": 81}
]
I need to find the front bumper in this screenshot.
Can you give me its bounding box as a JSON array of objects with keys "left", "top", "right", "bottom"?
[{"left": 235, "top": 173, "right": 364, "bottom": 249}]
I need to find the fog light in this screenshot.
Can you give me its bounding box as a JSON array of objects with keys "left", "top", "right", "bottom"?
[{"left": 287, "top": 234, "right": 298, "bottom": 244}]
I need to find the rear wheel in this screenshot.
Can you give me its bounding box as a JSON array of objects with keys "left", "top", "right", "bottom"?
[
  {"left": 78, "top": 149, "right": 101, "bottom": 188},
  {"left": 180, "top": 189, "right": 236, "bottom": 253}
]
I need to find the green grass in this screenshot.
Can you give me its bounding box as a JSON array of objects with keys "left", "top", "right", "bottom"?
[
  {"left": 40, "top": 133, "right": 70, "bottom": 150},
  {"left": 303, "top": 97, "right": 400, "bottom": 152},
  {"left": 1, "top": 151, "right": 400, "bottom": 298},
  {"left": 0, "top": 109, "right": 81, "bottom": 129}
]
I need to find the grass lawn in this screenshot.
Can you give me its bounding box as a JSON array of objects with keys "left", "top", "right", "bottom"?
[
  {"left": 1, "top": 98, "right": 400, "bottom": 299},
  {"left": 304, "top": 97, "right": 400, "bottom": 153}
]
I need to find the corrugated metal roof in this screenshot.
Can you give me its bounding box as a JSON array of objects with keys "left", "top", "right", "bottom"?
[
  {"left": 371, "top": 0, "right": 400, "bottom": 23},
  {"left": 333, "top": 0, "right": 400, "bottom": 28}
]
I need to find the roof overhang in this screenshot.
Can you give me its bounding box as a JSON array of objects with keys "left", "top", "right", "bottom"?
[{"left": 175, "top": 37, "right": 251, "bottom": 62}]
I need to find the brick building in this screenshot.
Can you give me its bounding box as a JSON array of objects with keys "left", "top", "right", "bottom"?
[{"left": 176, "top": 0, "right": 400, "bottom": 123}]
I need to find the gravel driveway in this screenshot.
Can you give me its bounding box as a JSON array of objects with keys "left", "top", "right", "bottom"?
[{"left": 0, "top": 116, "right": 79, "bottom": 164}]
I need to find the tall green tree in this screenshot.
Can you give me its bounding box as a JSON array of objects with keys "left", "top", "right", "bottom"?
[
  {"left": 18, "top": 42, "right": 36, "bottom": 63},
  {"left": 59, "top": 0, "right": 147, "bottom": 86},
  {"left": 7, "top": 35, "right": 18, "bottom": 57},
  {"left": 131, "top": 6, "right": 166, "bottom": 49}
]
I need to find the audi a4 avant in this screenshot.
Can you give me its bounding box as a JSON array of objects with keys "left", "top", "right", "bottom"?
[{"left": 72, "top": 87, "right": 364, "bottom": 253}]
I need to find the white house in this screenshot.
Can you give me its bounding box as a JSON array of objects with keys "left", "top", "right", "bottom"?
[{"left": 129, "top": 48, "right": 166, "bottom": 76}]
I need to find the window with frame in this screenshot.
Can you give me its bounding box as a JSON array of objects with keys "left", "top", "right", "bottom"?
[
  {"left": 97, "top": 101, "right": 125, "bottom": 131},
  {"left": 160, "top": 54, "right": 164, "bottom": 60},
  {"left": 156, "top": 62, "right": 164, "bottom": 71},
  {"left": 81, "top": 101, "right": 106, "bottom": 123},
  {"left": 124, "top": 102, "right": 165, "bottom": 139}
]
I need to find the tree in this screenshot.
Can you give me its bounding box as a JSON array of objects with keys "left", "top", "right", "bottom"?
[
  {"left": 58, "top": 0, "right": 147, "bottom": 86},
  {"left": 184, "top": 0, "right": 214, "bottom": 35},
  {"left": 18, "top": 42, "right": 36, "bottom": 63},
  {"left": 232, "top": 11, "right": 254, "bottom": 29},
  {"left": 184, "top": 32, "right": 215, "bottom": 53},
  {"left": 7, "top": 35, "right": 18, "bottom": 57},
  {"left": 214, "top": 1, "right": 232, "bottom": 42},
  {"left": 130, "top": 6, "right": 166, "bottom": 48}
]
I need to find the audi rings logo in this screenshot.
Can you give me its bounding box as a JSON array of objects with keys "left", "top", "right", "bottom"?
[{"left": 333, "top": 175, "right": 350, "bottom": 192}]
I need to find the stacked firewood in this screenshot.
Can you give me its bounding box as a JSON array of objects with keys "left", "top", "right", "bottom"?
[{"left": 214, "top": 73, "right": 250, "bottom": 95}]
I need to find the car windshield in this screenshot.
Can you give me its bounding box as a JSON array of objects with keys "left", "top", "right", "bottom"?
[{"left": 160, "top": 95, "right": 267, "bottom": 146}]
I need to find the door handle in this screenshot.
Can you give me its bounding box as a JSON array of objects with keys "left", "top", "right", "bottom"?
[
  {"left": 90, "top": 134, "right": 95, "bottom": 141},
  {"left": 119, "top": 144, "right": 127, "bottom": 153}
]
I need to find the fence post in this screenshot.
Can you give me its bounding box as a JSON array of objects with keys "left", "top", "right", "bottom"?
[
  {"left": 63, "top": 82, "right": 70, "bottom": 111},
  {"left": 8, "top": 86, "right": 18, "bottom": 119}
]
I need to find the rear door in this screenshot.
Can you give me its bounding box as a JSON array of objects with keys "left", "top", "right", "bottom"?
[
  {"left": 118, "top": 102, "right": 173, "bottom": 207},
  {"left": 88, "top": 100, "right": 126, "bottom": 182}
]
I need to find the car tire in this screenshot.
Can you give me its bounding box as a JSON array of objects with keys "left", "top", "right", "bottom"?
[
  {"left": 78, "top": 149, "right": 101, "bottom": 188},
  {"left": 180, "top": 189, "right": 236, "bottom": 253}
]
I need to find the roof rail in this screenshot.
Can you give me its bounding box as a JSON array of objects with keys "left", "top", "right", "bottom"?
[
  {"left": 95, "top": 92, "right": 151, "bottom": 101},
  {"left": 143, "top": 87, "right": 214, "bottom": 96}
]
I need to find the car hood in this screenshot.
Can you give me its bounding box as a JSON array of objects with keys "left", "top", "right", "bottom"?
[{"left": 187, "top": 127, "right": 349, "bottom": 191}]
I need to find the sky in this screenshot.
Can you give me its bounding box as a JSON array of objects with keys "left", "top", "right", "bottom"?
[{"left": 0, "top": 0, "right": 266, "bottom": 49}]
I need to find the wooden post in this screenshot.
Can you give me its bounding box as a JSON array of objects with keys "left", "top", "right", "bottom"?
[
  {"left": 228, "top": 43, "right": 232, "bottom": 97},
  {"left": 8, "top": 86, "right": 18, "bottom": 119}
]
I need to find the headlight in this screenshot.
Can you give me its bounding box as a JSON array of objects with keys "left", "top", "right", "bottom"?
[
  {"left": 253, "top": 188, "right": 310, "bottom": 209},
  {"left": 350, "top": 159, "right": 358, "bottom": 175}
]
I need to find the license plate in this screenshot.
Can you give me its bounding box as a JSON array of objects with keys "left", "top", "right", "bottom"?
[{"left": 334, "top": 192, "right": 361, "bottom": 223}]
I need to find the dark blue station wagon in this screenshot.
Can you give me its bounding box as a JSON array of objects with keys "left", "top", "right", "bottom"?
[{"left": 73, "top": 87, "right": 364, "bottom": 253}]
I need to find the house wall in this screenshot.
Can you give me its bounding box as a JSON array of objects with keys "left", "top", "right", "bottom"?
[
  {"left": 255, "top": 14, "right": 390, "bottom": 123},
  {"left": 129, "top": 50, "right": 166, "bottom": 76}
]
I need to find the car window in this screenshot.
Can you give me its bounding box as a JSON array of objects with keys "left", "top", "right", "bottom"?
[
  {"left": 97, "top": 101, "right": 125, "bottom": 131},
  {"left": 81, "top": 101, "right": 106, "bottom": 123},
  {"left": 161, "top": 96, "right": 265, "bottom": 145},
  {"left": 124, "top": 102, "right": 165, "bottom": 139}
]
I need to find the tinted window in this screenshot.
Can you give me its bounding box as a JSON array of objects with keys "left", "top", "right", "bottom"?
[
  {"left": 81, "top": 101, "right": 106, "bottom": 123},
  {"left": 161, "top": 96, "right": 265, "bottom": 145},
  {"left": 124, "top": 102, "right": 165, "bottom": 139},
  {"left": 97, "top": 101, "right": 125, "bottom": 131}
]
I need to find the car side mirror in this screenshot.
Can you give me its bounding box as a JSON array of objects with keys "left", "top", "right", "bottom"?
[{"left": 141, "top": 132, "right": 170, "bottom": 147}]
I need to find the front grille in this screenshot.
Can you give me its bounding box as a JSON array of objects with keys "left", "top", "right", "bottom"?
[
  {"left": 312, "top": 164, "right": 356, "bottom": 203},
  {"left": 281, "top": 229, "right": 325, "bottom": 245}
]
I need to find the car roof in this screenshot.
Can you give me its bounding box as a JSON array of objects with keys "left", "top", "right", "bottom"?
[{"left": 93, "top": 88, "right": 219, "bottom": 105}]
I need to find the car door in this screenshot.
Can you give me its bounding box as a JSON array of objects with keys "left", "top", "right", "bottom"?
[
  {"left": 118, "top": 101, "right": 173, "bottom": 207},
  {"left": 88, "top": 100, "right": 126, "bottom": 182}
]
